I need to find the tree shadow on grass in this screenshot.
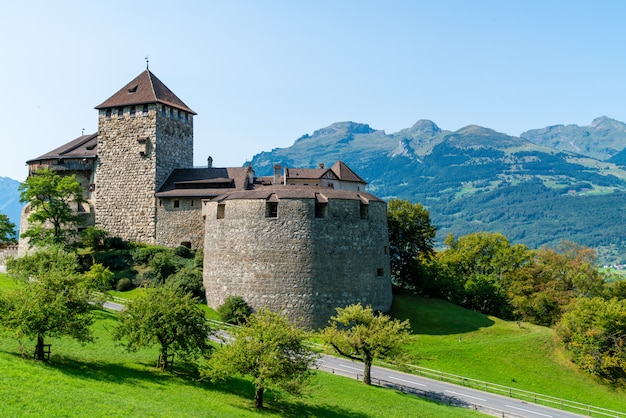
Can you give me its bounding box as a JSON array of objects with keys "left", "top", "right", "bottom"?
[
  {"left": 391, "top": 295, "right": 495, "bottom": 335},
  {"left": 207, "top": 376, "right": 369, "bottom": 418},
  {"left": 1, "top": 350, "right": 367, "bottom": 417}
]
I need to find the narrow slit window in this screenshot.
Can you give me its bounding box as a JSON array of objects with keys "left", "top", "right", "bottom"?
[
  {"left": 266, "top": 202, "right": 278, "bottom": 218},
  {"left": 217, "top": 204, "right": 225, "bottom": 219},
  {"left": 315, "top": 202, "right": 328, "bottom": 218},
  {"left": 360, "top": 202, "right": 369, "bottom": 220},
  {"left": 174, "top": 200, "right": 180, "bottom": 208}
]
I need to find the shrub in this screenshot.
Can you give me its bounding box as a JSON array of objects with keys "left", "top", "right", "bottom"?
[
  {"left": 218, "top": 296, "right": 252, "bottom": 325},
  {"left": 174, "top": 245, "right": 193, "bottom": 259},
  {"left": 166, "top": 267, "right": 205, "bottom": 300},
  {"left": 80, "top": 227, "right": 108, "bottom": 250},
  {"left": 116, "top": 277, "right": 134, "bottom": 292}
]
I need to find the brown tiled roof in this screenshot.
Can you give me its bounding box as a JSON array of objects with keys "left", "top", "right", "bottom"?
[
  {"left": 27, "top": 133, "right": 98, "bottom": 163},
  {"left": 330, "top": 160, "right": 366, "bottom": 184},
  {"left": 95, "top": 70, "right": 196, "bottom": 114},
  {"left": 285, "top": 167, "right": 327, "bottom": 180},
  {"left": 215, "top": 185, "right": 383, "bottom": 203},
  {"left": 156, "top": 167, "right": 251, "bottom": 198}
]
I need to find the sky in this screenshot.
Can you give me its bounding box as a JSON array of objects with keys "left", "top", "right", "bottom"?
[{"left": 2, "top": 1, "right": 626, "bottom": 181}]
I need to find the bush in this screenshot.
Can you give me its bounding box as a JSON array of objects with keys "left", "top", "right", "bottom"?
[
  {"left": 116, "top": 278, "right": 134, "bottom": 292},
  {"left": 174, "top": 245, "right": 193, "bottom": 259},
  {"left": 218, "top": 296, "right": 252, "bottom": 325},
  {"left": 166, "top": 267, "right": 205, "bottom": 300},
  {"left": 80, "top": 227, "right": 108, "bottom": 250}
]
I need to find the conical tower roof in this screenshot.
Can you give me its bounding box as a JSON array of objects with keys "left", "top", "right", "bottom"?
[{"left": 95, "top": 69, "right": 196, "bottom": 114}]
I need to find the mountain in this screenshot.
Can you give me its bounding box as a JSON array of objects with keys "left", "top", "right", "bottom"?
[
  {"left": 0, "top": 177, "right": 21, "bottom": 238},
  {"left": 248, "top": 119, "right": 626, "bottom": 264},
  {"left": 520, "top": 116, "right": 626, "bottom": 161}
]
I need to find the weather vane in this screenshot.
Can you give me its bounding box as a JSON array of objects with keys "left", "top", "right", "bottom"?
[{"left": 145, "top": 55, "right": 149, "bottom": 70}]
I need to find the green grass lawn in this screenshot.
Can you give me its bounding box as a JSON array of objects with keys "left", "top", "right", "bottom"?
[
  {"left": 0, "top": 308, "right": 479, "bottom": 417},
  {"left": 391, "top": 294, "right": 626, "bottom": 412}
]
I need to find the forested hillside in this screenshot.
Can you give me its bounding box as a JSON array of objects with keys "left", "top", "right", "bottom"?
[
  {"left": 0, "top": 177, "right": 21, "bottom": 237},
  {"left": 248, "top": 118, "right": 626, "bottom": 263}
]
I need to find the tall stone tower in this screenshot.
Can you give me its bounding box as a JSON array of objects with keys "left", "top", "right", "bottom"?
[{"left": 94, "top": 70, "right": 196, "bottom": 243}]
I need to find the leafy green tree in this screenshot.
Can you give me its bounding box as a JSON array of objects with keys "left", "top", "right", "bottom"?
[
  {"left": 18, "top": 168, "right": 85, "bottom": 246},
  {"left": 321, "top": 303, "right": 411, "bottom": 385},
  {"left": 1, "top": 247, "right": 95, "bottom": 360},
  {"left": 84, "top": 263, "right": 115, "bottom": 291},
  {"left": 509, "top": 242, "right": 605, "bottom": 325},
  {"left": 217, "top": 295, "right": 252, "bottom": 325},
  {"left": 0, "top": 212, "right": 16, "bottom": 244},
  {"left": 438, "top": 232, "right": 532, "bottom": 318},
  {"left": 556, "top": 297, "right": 626, "bottom": 382},
  {"left": 205, "top": 308, "right": 315, "bottom": 409},
  {"left": 387, "top": 199, "right": 437, "bottom": 290},
  {"left": 113, "top": 286, "right": 212, "bottom": 371}
]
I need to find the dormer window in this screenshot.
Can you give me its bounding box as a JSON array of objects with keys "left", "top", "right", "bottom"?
[{"left": 127, "top": 85, "right": 138, "bottom": 94}]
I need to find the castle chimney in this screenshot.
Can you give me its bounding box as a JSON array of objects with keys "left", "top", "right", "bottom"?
[
  {"left": 273, "top": 164, "right": 281, "bottom": 185},
  {"left": 319, "top": 163, "right": 324, "bottom": 169},
  {"left": 207, "top": 156, "right": 213, "bottom": 168}
]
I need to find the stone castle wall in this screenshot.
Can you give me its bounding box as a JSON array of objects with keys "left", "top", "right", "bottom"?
[
  {"left": 156, "top": 197, "right": 204, "bottom": 248},
  {"left": 203, "top": 197, "right": 392, "bottom": 330},
  {"left": 95, "top": 104, "right": 193, "bottom": 244}
]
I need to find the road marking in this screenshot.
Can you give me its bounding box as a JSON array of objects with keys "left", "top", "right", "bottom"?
[
  {"left": 506, "top": 405, "right": 552, "bottom": 417},
  {"left": 445, "top": 390, "right": 486, "bottom": 402},
  {"left": 337, "top": 365, "right": 362, "bottom": 372},
  {"left": 387, "top": 376, "right": 427, "bottom": 387}
]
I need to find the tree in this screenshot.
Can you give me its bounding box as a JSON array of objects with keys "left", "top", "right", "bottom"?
[
  {"left": 437, "top": 232, "right": 532, "bottom": 318},
  {"left": 204, "top": 308, "right": 315, "bottom": 409},
  {"left": 387, "top": 199, "right": 437, "bottom": 290},
  {"left": 0, "top": 247, "right": 95, "bottom": 360},
  {"left": 321, "top": 303, "right": 411, "bottom": 385},
  {"left": 113, "top": 286, "right": 212, "bottom": 371},
  {"left": 556, "top": 297, "right": 626, "bottom": 382},
  {"left": 0, "top": 212, "right": 16, "bottom": 244},
  {"left": 19, "top": 168, "right": 85, "bottom": 246},
  {"left": 217, "top": 295, "right": 252, "bottom": 325}
]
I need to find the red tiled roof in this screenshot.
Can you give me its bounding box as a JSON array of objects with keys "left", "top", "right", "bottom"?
[{"left": 95, "top": 70, "right": 196, "bottom": 114}]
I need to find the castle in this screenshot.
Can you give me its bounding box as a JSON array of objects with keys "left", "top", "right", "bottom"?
[{"left": 20, "top": 69, "right": 392, "bottom": 329}]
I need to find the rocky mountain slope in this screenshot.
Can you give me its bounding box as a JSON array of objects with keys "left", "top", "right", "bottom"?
[{"left": 249, "top": 118, "right": 626, "bottom": 263}]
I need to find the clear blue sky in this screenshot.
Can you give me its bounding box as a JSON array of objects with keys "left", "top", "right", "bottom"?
[{"left": 2, "top": 1, "right": 626, "bottom": 180}]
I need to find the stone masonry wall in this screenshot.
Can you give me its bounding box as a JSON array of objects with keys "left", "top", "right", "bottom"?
[
  {"left": 156, "top": 197, "right": 204, "bottom": 248},
  {"left": 203, "top": 197, "right": 392, "bottom": 330},
  {"left": 95, "top": 105, "right": 193, "bottom": 244}
]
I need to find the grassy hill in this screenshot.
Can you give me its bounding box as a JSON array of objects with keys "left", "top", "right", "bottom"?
[
  {"left": 1, "top": 271, "right": 625, "bottom": 415},
  {"left": 392, "top": 294, "right": 626, "bottom": 412}
]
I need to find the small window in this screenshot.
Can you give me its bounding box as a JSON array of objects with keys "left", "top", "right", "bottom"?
[
  {"left": 161, "top": 106, "right": 166, "bottom": 117},
  {"left": 360, "top": 202, "right": 369, "bottom": 220},
  {"left": 105, "top": 109, "right": 111, "bottom": 119},
  {"left": 315, "top": 202, "right": 328, "bottom": 218},
  {"left": 174, "top": 200, "right": 180, "bottom": 208},
  {"left": 377, "top": 268, "right": 384, "bottom": 277},
  {"left": 170, "top": 108, "right": 174, "bottom": 119},
  {"left": 178, "top": 110, "right": 182, "bottom": 121},
  {"left": 117, "top": 107, "right": 124, "bottom": 118},
  {"left": 130, "top": 106, "right": 136, "bottom": 117},
  {"left": 384, "top": 246, "right": 389, "bottom": 255},
  {"left": 190, "top": 199, "right": 194, "bottom": 207},
  {"left": 217, "top": 203, "right": 225, "bottom": 219},
  {"left": 127, "top": 85, "right": 138, "bottom": 94},
  {"left": 266, "top": 202, "right": 278, "bottom": 218},
  {"left": 143, "top": 104, "right": 149, "bottom": 116},
  {"left": 185, "top": 113, "right": 189, "bottom": 123}
]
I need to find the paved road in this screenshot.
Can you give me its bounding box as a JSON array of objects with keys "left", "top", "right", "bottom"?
[{"left": 317, "top": 356, "right": 589, "bottom": 418}]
